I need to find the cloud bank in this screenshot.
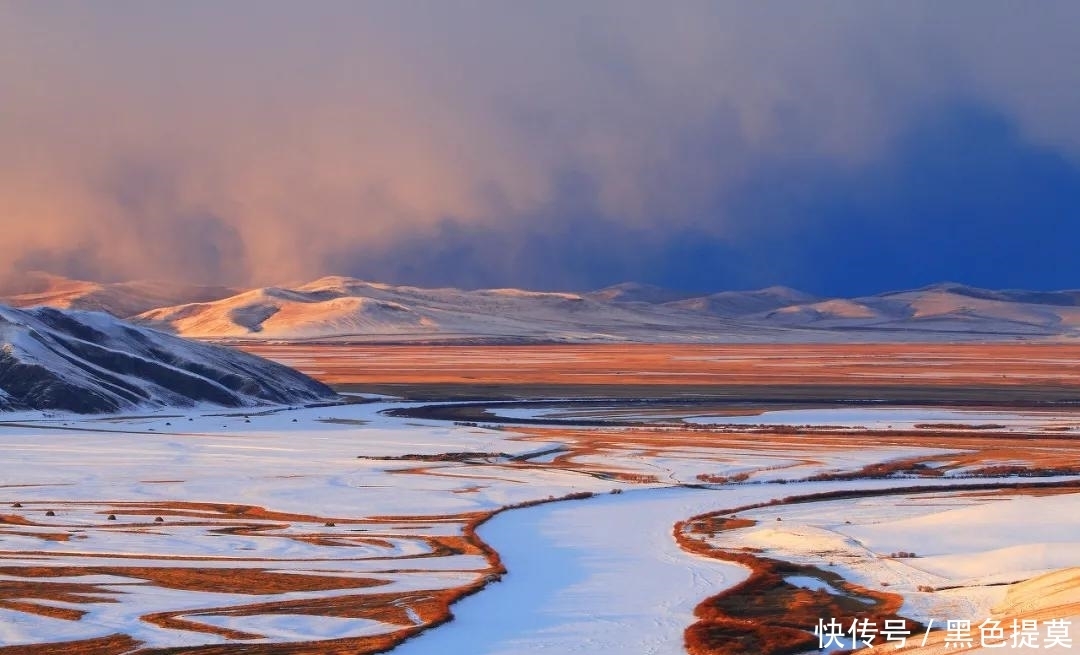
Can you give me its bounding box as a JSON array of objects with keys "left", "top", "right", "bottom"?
[{"left": 2, "top": 2, "right": 1079, "bottom": 292}]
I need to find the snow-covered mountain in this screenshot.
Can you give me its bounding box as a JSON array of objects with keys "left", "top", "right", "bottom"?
[
  {"left": 0, "top": 272, "right": 237, "bottom": 318},
  {"left": 587, "top": 282, "right": 697, "bottom": 305},
  {"left": 0, "top": 305, "right": 337, "bottom": 413},
  {"left": 665, "top": 286, "right": 819, "bottom": 317},
  {"left": 759, "top": 283, "right": 1080, "bottom": 336},
  {"left": 133, "top": 276, "right": 768, "bottom": 342},
  {"left": 7, "top": 274, "right": 1080, "bottom": 343}
]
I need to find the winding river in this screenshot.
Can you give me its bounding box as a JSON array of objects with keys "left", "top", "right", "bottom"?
[{"left": 392, "top": 486, "right": 748, "bottom": 655}]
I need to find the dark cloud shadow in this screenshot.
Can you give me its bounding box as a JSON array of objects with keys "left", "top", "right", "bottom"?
[
  {"left": 734, "top": 105, "right": 1080, "bottom": 295},
  {"left": 329, "top": 104, "right": 1080, "bottom": 295}
]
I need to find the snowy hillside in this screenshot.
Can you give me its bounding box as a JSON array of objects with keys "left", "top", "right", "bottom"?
[
  {"left": 7, "top": 274, "right": 1080, "bottom": 343},
  {"left": 134, "top": 276, "right": 769, "bottom": 342},
  {"left": 0, "top": 272, "right": 236, "bottom": 318},
  {"left": 0, "top": 304, "right": 337, "bottom": 413},
  {"left": 135, "top": 277, "right": 1080, "bottom": 342},
  {"left": 758, "top": 283, "right": 1080, "bottom": 336},
  {"left": 587, "top": 282, "right": 697, "bottom": 304},
  {"left": 665, "top": 286, "right": 818, "bottom": 317}
]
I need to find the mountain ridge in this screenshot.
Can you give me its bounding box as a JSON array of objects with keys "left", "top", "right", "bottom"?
[
  {"left": 4, "top": 273, "right": 1080, "bottom": 343},
  {"left": 0, "top": 271, "right": 238, "bottom": 318}
]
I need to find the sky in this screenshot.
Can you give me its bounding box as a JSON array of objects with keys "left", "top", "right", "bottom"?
[{"left": 2, "top": 2, "right": 1079, "bottom": 296}]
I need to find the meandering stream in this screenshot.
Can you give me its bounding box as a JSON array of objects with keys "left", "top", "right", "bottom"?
[{"left": 392, "top": 486, "right": 748, "bottom": 655}]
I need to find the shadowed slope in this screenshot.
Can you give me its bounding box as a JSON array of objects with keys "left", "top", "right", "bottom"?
[{"left": 0, "top": 305, "right": 337, "bottom": 413}]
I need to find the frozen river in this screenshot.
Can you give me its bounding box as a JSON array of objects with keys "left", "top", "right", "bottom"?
[{"left": 392, "top": 486, "right": 748, "bottom": 655}]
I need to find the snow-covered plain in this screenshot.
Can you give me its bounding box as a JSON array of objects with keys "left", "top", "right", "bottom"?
[
  {"left": 2, "top": 399, "right": 1079, "bottom": 652},
  {"left": 708, "top": 491, "right": 1080, "bottom": 652}
]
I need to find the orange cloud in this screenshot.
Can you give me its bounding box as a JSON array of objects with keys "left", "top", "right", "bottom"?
[{"left": 1, "top": 3, "right": 1078, "bottom": 287}]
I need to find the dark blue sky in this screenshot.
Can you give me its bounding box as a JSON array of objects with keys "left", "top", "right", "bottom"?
[
  {"left": 5, "top": 4, "right": 1080, "bottom": 295},
  {"left": 721, "top": 106, "right": 1080, "bottom": 295},
  {"left": 340, "top": 105, "right": 1080, "bottom": 296}
]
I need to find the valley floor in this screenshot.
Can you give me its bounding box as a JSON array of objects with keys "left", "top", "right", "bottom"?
[{"left": 2, "top": 344, "right": 1080, "bottom": 654}]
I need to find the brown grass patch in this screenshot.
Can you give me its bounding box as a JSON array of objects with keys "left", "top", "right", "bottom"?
[
  {"left": 679, "top": 543, "right": 913, "bottom": 655},
  {"left": 0, "top": 566, "right": 385, "bottom": 595},
  {"left": 0, "top": 634, "right": 140, "bottom": 655},
  {"left": 0, "top": 526, "right": 73, "bottom": 541},
  {"left": 287, "top": 534, "right": 398, "bottom": 548},
  {"left": 97, "top": 500, "right": 337, "bottom": 524},
  {"left": 0, "top": 599, "right": 86, "bottom": 621},
  {"left": 241, "top": 343, "right": 1080, "bottom": 393},
  {"left": 0, "top": 576, "right": 119, "bottom": 607},
  {"left": 676, "top": 503, "right": 914, "bottom": 655},
  {"left": 137, "top": 631, "right": 414, "bottom": 655},
  {"left": 686, "top": 516, "right": 757, "bottom": 535},
  {"left": 140, "top": 612, "right": 265, "bottom": 640}
]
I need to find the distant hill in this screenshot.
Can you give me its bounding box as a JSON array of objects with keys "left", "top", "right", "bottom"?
[
  {"left": 665, "top": 286, "right": 819, "bottom": 317},
  {"left": 133, "top": 276, "right": 754, "bottom": 342},
  {"left": 1, "top": 272, "right": 237, "bottom": 318},
  {"left": 758, "top": 284, "right": 1080, "bottom": 336},
  {"left": 0, "top": 304, "right": 337, "bottom": 413},
  {"left": 5, "top": 274, "right": 1079, "bottom": 343},
  {"left": 587, "top": 282, "right": 697, "bottom": 305}
]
